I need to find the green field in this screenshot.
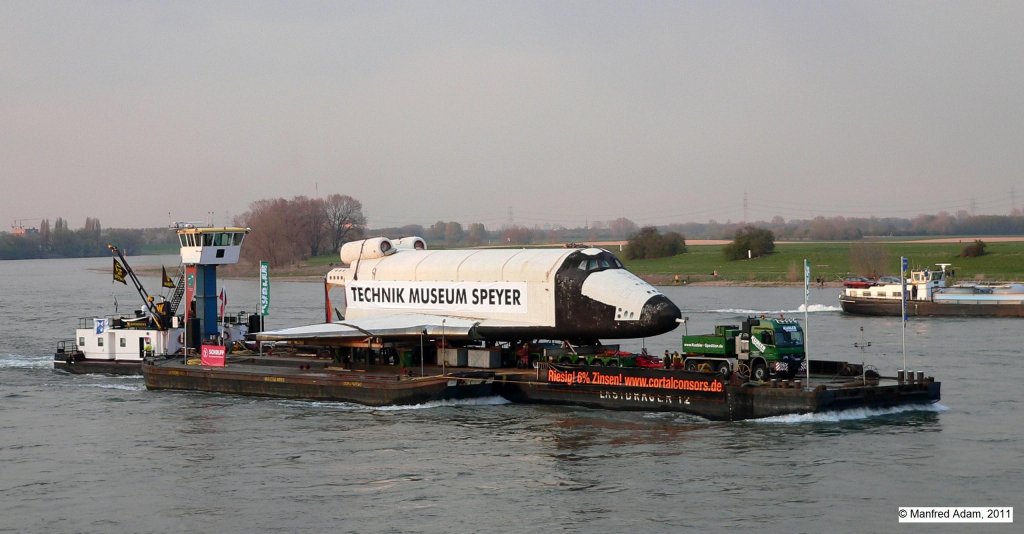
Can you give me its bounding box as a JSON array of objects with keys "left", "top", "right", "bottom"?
[{"left": 621, "top": 241, "right": 1024, "bottom": 284}]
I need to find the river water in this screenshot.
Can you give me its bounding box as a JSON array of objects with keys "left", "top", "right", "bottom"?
[{"left": 1, "top": 256, "right": 1020, "bottom": 533}]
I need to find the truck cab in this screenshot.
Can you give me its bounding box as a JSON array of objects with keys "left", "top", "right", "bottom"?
[{"left": 682, "top": 317, "right": 805, "bottom": 381}]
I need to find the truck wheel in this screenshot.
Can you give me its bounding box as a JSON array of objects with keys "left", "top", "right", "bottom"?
[
  {"left": 752, "top": 362, "right": 769, "bottom": 382},
  {"left": 716, "top": 362, "right": 731, "bottom": 378}
]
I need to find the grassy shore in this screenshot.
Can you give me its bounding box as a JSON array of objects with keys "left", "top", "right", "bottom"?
[{"left": 623, "top": 240, "right": 1024, "bottom": 285}]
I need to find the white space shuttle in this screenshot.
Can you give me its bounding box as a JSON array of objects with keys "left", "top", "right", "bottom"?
[{"left": 256, "top": 237, "right": 681, "bottom": 344}]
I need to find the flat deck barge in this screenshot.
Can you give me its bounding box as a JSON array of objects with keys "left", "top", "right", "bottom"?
[
  {"left": 142, "top": 354, "right": 939, "bottom": 420},
  {"left": 143, "top": 355, "right": 496, "bottom": 406},
  {"left": 498, "top": 363, "right": 940, "bottom": 420}
]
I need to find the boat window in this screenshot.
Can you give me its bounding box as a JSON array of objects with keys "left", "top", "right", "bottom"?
[
  {"left": 179, "top": 235, "right": 187, "bottom": 247},
  {"left": 233, "top": 233, "right": 245, "bottom": 246},
  {"left": 188, "top": 234, "right": 196, "bottom": 247},
  {"left": 97, "top": 337, "right": 104, "bottom": 347},
  {"left": 78, "top": 336, "right": 85, "bottom": 347},
  {"left": 119, "top": 338, "right": 126, "bottom": 347},
  {"left": 202, "top": 233, "right": 213, "bottom": 246}
]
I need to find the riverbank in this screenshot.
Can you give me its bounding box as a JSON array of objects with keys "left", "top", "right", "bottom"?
[{"left": 123, "top": 237, "right": 1024, "bottom": 287}]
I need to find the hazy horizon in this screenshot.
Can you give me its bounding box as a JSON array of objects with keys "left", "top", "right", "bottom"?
[{"left": 3, "top": 2, "right": 1022, "bottom": 231}]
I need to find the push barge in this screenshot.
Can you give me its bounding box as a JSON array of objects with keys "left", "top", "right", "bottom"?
[{"left": 54, "top": 224, "right": 257, "bottom": 375}]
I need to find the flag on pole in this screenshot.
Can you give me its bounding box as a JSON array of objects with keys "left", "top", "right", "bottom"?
[
  {"left": 260, "top": 261, "right": 270, "bottom": 316},
  {"left": 161, "top": 266, "right": 175, "bottom": 288},
  {"left": 219, "top": 288, "right": 227, "bottom": 318},
  {"left": 112, "top": 259, "right": 127, "bottom": 285},
  {"left": 900, "top": 256, "right": 909, "bottom": 322}
]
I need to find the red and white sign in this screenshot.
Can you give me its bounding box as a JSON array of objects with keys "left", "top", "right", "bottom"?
[{"left": 201, "top": 344, "right": 226, "bottom": 367}]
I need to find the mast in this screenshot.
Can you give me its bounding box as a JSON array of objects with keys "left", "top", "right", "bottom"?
[
  {"left": 804, "top": 258, "right": 810, "bottom": 386},
  {"left": 107, "top": 244, "right": 166, "bottom": 330},
  {"left": 901, "top": 256, "right": 908, "bottom": 374}
]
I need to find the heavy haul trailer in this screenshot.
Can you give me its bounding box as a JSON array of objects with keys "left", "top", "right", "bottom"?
[{"left": 681, "top": 317, "right": 805, "bottom": 381}]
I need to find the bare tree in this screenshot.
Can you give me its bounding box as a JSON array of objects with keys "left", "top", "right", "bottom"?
[
  {"left": 324, "top": 194, "right": 366, "bottom": 253},
  {"left": 293, "top": 196, "right": 327, "bottom": 256},
  {"left": 465, "top": 223, "right": 488, "bottom": 246},
  {"left": 237, "top": 198, "right": 305, "bottom": 267},
  {"left": 443, "top": 221, "right": 464, "bottom": 247}
]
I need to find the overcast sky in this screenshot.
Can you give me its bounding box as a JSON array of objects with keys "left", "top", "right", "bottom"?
[{"left": 3, "top": 1, "right": 1022, "bottom": 231}]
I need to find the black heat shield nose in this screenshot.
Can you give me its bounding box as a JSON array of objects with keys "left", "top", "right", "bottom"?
[{"left": 639, "top": 294, "right": 682, "bottom": 336}]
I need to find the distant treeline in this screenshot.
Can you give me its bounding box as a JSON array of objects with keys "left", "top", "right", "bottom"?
[
  {"left": 664, "top": 213, "right": 1024, "bottom": 241},
  {"left": 0, "top": 217, "right": 178, "bottom": 260},
  {"left": 5, "top": 202, "right": 1024, "bottom": 262}
]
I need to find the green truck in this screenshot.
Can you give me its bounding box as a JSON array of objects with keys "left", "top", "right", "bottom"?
[{"left": 681, "top": 317, "right": 806, "bottom": 381}]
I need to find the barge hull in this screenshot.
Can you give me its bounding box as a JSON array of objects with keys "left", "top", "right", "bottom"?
[
  {"left": 497, "top": 364, "right": 940, "bottom": 421},
  {"left": 142, "top": 358, "right": 494, "bottom": 406},
  {"left": 53, "top": 357, "right": 142, "bottom": 376},
  {"left": 840, "top": 296, "right": 1024, "bottom": 317}
]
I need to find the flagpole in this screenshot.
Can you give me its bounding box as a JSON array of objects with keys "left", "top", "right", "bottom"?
[
  {"left": 803, "top": 258, "right": 811, "bottom": 387},
  {"left": 220, "top": 289, "right": 226, "bottom": 345},
  {"left": 258, "top": 273, "right": 262, "bottom": 357},
  {"left": 183, "top": 285, "right": 189, "bottom": 364},
  {"left": 901, "top": 256, "right": 908, "bottom": 376}
]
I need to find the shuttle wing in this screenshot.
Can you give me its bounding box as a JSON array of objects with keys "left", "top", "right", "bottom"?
[{"left": 254, "top": 314, "right": 534, "bottom": 342}]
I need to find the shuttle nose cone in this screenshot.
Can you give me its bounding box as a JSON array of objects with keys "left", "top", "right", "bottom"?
[{"left": 641, "top": 294, "right": 682, "bottom": 336}]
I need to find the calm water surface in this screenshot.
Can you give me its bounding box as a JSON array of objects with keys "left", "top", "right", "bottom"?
[{"left": 1, "top": 256, "right": 1020, "bottom": 533}]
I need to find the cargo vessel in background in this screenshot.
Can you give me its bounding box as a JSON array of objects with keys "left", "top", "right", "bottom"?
[{"left": 839, "top": 263, "right": 1024, "bottom": 317}]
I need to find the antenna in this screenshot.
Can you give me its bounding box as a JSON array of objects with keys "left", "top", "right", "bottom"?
[{"left": 853, "top": 325, "right": 872, "bottom": 353}]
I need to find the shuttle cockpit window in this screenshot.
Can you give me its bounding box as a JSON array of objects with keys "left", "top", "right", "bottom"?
[{"left": 578, "top": 253, "right": 625, "bottom": 272}]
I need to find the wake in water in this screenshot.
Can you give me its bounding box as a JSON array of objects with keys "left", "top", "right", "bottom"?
[
  {"left": 278, "top": 395, "right": 512, "bottom": 412},
  {"left": 752, "top": 402, "right": 949, "bottom": 424},
  {"left": 709, "top": 303, "right": 842, "bottom": 315},
  {"left": 75, "top": 382, "right": 146, "bottom": 392},
  {"left": 0, "top": 354, "right": 53, "bottom": 369}
]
